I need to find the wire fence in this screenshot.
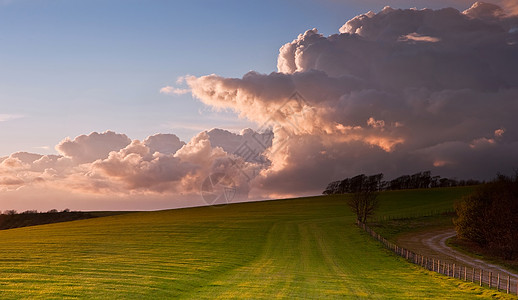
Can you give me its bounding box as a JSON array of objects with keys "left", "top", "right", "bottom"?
[{"left": 357, "top": 220, "right": 518, "bottom": 296}]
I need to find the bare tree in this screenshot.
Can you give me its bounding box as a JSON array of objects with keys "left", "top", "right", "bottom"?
[{"left": 348, "top": 190, "right": 379, "bottom": 223}]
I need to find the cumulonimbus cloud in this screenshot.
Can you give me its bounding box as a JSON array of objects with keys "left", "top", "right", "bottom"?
[{"left": 186, "top": 2, "right": 518, "bottom": 197}]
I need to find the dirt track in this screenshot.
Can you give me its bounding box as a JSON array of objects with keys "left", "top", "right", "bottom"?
[{"left": 397, "top": 227, "right": 518, "bottom": 293}]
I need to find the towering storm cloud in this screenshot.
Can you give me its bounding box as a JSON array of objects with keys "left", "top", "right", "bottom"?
[{"left": 187, "top": 2, "right": 518, "bottom": 196}]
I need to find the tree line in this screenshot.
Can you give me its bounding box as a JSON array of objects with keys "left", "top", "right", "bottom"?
[
  {"left": 0, "top": 209, "right": 96, "bottom": 230},
  {"left": 323, "top": 171, "right": 482, "bottom": 195}
]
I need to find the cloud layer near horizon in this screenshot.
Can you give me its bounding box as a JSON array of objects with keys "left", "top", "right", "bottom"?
[
  {"left": 0, "top": 129, "right": 271, "bottom": 198},
  {"left": 1, "top": 2, "right": 518, "bottom": 209}
]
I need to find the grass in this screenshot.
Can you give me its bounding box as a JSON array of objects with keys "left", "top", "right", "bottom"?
[
  {"left": 0, "top": 187, "right": 514, "bottom": 299},
  {"left": 369, "top": 186, "right": 476, "bottom": 239},
  {"left": 447, "top": 237, "right": 518, "bottom": 274},
  {"left": 375, "top": 186, "right": 477, "bottom": 218},
  {"left": 87, "top": 211, "right": 135, "bottom": 217},
  {"left": 370, "top": 213, "right": 455, "bottom": 240},
  {"left": 371, "top": 185, "right": 518, "bottom": 275}
]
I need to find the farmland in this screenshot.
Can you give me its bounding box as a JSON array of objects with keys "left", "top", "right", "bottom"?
[{"left": 0, "top": 187, "right": 514, "bottom": 299}]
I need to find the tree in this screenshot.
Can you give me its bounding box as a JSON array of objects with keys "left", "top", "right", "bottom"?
[
  {"left": 348, "top": 190, "right": 379, "bottom": 223},
  {"left": 323, "top": 180, "right": 341, "bottom": 195},
  {"left": 454, "top": 173, "right": 518, "bottom": 259}
]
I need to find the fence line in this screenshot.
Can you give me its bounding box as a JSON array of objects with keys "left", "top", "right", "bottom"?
[{"left": 356, "top": 220, "right": 518, "bottom": 296}]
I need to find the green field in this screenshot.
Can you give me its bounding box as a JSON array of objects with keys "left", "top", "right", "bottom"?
[
  {"left": 370, "top": 186, "right": 477, "bottom": 239},
  {"left": 0, "top": 187, "right": 514, "bottom": 299}
]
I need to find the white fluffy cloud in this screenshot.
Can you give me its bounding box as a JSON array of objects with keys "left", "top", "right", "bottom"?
[
  {"left": 56, "top": 131, "right": 131, "bottom": 164},
  {"left": 144, "top": 133, "right": 185, "bottom": 155},
  {"left": 0, "top": 129, "right": 268, "bottom": 204}
]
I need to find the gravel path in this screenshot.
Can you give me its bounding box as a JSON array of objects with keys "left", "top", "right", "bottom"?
[{"left": 397, "top": 227, "right": 518, "bottom": 293}]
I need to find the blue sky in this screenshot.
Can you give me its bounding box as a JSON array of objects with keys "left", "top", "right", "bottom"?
[{"left": 0, "top": 0, "right": 481, "bottom": 156}]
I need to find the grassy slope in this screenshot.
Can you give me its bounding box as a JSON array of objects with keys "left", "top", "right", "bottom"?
[
  {"left": 370, "top": 186, "right": 476, "bottom": 239},
  {"left": 375, "top": 186, "right": 476, "bottom": 217},
  {"left": 0, "top": 187, "right": 513, "bottom": 299}
]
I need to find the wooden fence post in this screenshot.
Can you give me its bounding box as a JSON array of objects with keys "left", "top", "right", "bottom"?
[
  {"left": 464, "top": 266, "right": 467, "bottom": 281},
  {"left": 507, "top": 276, "right": 510, "bottom": 294},
  {"left": 497, "top": 273, "right": 500, "bottom": 291},
  {"left": 480, "top": 270, "right": 483, "bottom": 286}
]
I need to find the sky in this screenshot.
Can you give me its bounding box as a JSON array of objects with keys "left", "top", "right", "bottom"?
[{"left": 0, "top": 0, "right": 517, "bottom": 211}]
